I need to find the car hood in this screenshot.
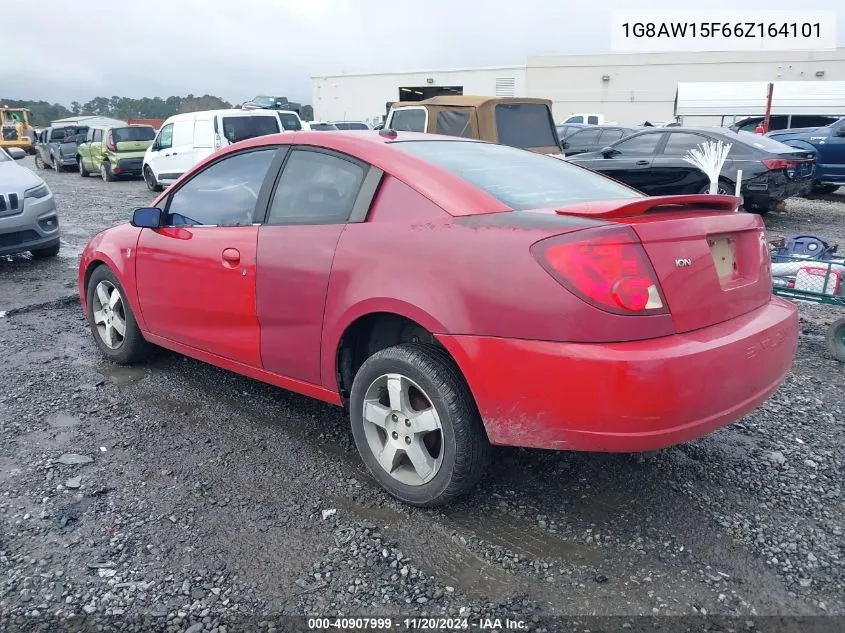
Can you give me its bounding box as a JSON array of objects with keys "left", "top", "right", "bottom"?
[{"left": 0, "top": 160, "right": 44, "bottom": 190}]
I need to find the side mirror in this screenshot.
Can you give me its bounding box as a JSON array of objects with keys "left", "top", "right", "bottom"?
[
  {"left": 131, "top": 207, "right": 162, "bottom": 228},
  {"left": 600, "top": 146, "right": 619, "bottom": 158},
  {"left": 7, "top": 148, "right": 26, "bottom": 160}
]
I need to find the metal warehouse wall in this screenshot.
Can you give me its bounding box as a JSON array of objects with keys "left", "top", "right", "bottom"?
[
  {"left": 311, "top": 67, "right": 527, "bottom": 123},
  {"left": 526, "top": 48, "right": 845, "bottom": 126}
]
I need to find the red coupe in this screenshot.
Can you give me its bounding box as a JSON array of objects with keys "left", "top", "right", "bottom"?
[{"left": 78, "top": 130, "right": 799, "bottom": 506}]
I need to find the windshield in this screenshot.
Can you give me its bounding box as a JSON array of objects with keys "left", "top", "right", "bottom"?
[
  {"left": 394, "top": 140, "right": 641, "bottom": 210},
  {"left": 311, "top": 123, "right": 339, "bottom": 131},
  {"left": 221, "top": 115, "right": 280, "bottom": 143},
  {"left": 113, "top": 126, "right": 155, "bottom": 142},
  {"left": 495, "top": 103, "right": 558, "bottom": 149},
  {"left": 333, "top": 122, "right": 369, "bottom": 130}
]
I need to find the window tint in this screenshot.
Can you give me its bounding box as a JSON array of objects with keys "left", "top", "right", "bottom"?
[
  {"left": 222, "top": 115, "right": 280, "bottom": 144},
  {"left": 157, "top": 124, "right": 173, "bottom": 150},
  {"left": 661, "top": 132, "right": 709, "bottom": 155},
  {"left": 93, "top": 129, "right": 103, "bottom": 142},
  {"left": 587, "top": 116, "right": 599, "bottom": 125},
  {"left": 390, "top": 109, "right": 426, "bottom": 132},
  {"left": 113, "top": 126, "right": 156, "bottom": 143},
  {"left": 495, "top": 103, "right": 557, "bottom": 149},
  {"left": 278, "top": 113, "right": 302, "bottom": 131},
  {"left": 267, "top": 150, "right": 366, "bottom": 225},
  {"left": 166, "top": 149, "right": 277, "bottom": 227},
  {"left": 395, "top": 140, "right": 641, "bottom": 211},
  {"left": 613, "top": 133, "right": 662, "bottom": 155},
  {"left": 565, "top": 128, "right": 601, "bottom": 149},
  {"left": 599, "top": 128, "right": 626, "bottom": 144},
  {"left": 172, "top": 120, "right": 193, "bottom": 146},
  {"left": 435, "top": 109, "right": 472, "bottom": 138}
]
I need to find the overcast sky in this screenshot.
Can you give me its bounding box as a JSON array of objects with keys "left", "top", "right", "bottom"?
[{"left": 3, "top": 0, "right": 842, "bottom": 106}]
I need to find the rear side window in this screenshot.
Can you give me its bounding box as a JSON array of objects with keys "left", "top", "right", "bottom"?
[
  {"left": 390, "top": 109, "right": 426, "bottom": 132},
  {"left": 495, "top": 103, "right": 557, "bottom": 149},
  {"left": 268, "top": 150, "right": 366, "bottom": 225},
  {"left": 92, "top": 129, "right": 104, "bottom": 142},
  {"left": 278, "top": 113, "right": 302, "bottom": 131},
  {"left": 395, "top": 140, "right": 641, "bottom": 210},
  {"left": 113, "top": 127, "right": 156, "bottom": 143},
  {"left": 612, "top": 133, "right": 662, "bottom": 155},
  {"left": 598, "top": 128, "right": 626, "bottom": 144},
  {"left": 661, "top": 132, "right": 710, "bottom": 155},
  {"left": 435, "top": 109, "right": 473, "bottom": 138},
  {"left": 587, "top": 115, "right": 599, "bottom": 125},
  {"left": 222, "top": 115, "right": 280, "bottom": 144},
  {"left": 565, "top": 128, "right": 601, "bottom": 150}
]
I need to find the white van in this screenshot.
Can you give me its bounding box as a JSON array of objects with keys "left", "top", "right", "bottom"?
[{"left": 142, "top": 108, "right": 304, "bottom": 191}]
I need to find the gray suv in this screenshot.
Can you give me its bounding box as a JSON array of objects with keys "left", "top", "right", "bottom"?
[{"left": 0, "top": 148, "right": 60, "bottom": 258}]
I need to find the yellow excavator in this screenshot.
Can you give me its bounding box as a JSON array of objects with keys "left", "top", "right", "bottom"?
[{"left": 1, "top": 106, "right": 36, "bottom": 154}]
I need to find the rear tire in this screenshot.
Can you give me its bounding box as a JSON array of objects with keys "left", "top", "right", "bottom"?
[
  {"left": 30, "top": 242, "right": 60, "bottom": 259},
  {"left": 52, "top": 155, "right": 62, "bottom": 172},
  {"left": 827, "top": 318, "right": 845, "bottom": 363},
  {"left": 85, "top": 265, "right": 154, "bottom": 364},
  {"left": 34, "top": 154, "right": 45, "bottom": 170},
  {"left": 144, "top": 165, "right": 162, "bottom": 192},
  {"left": 349, "top": 342, "right": 491, "bottom": 507},
  {"left": 78, "top": 158, "right": 89, "bottom": 177},
  {"left": 698, "top": 178, "right": 733, "bottom": 196},
  {"left": 101, "top": 161, "right": 114, "bottom": 182},
  {"left": 812, "top": 184, "right": 838, "bottom": 196}
]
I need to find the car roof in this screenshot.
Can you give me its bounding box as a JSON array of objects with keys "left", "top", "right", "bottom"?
[
  {"left": 151, "top": 131, "right": 508, "bottom": 218},
  {"left": 393, "top": 95, "right": 553, "bottom": 108}
]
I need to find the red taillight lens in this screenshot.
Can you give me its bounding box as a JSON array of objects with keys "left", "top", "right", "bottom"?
[
  {"left": 532, "top": 228, "right": 666, "bottom": 314},
  {"left": 106, "top": 132, "right": 117, "bottom": 152},
  {"left": 762, "top": 159, "right": 793, "bottom": 170}
]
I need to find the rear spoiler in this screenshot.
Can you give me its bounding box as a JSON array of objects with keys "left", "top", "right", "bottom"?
[{"left": 555, "top": 194, "right": 740, "bottom": 219}]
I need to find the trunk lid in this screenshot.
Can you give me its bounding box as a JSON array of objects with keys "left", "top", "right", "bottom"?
[
  {"left": 114, "top": 140, "right": 153, "bottom": 153},
  {"left": 555, "top": 195, "right": 772, "bottom": 333}
]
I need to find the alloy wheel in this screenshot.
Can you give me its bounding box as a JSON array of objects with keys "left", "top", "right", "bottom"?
[
  {"left": 361, "top": 373, "right": 444, "bottom": 486},
  {"left": 91, "top": 281, "right": 127, "bottom": 349}
]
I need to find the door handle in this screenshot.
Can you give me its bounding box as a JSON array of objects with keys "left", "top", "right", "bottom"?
[
  {"left": 164, "top": 153, "right": 170, "bottom": 157},
  {"left": 635, "top": 160, "right": 650, "bottom": 166},
  {"left": 222, "top": 248, "right": 241, "bottom": 265}
]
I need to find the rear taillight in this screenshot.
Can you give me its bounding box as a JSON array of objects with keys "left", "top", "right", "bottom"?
[
  {"left": 532, "top": 228, "right": 666, "bottom": 314},
  {"left": 106, "top": 132, "right": 116, "bottom": 152},
  {"left": 762, "top": 158, "right": 794, "bottom": 170}
]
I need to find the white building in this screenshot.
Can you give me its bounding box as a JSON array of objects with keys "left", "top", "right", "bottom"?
[{"left": 312, "top": 47, "right": 845, "bottom": 125}]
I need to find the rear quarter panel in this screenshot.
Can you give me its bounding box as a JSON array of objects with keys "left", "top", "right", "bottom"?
[{"left": 320, "top": 175, "right": 675, "bottom": 391}]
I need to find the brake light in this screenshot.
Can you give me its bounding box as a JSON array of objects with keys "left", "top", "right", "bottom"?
[
  {"left": 532, "top": 228, "right": 666, "bottom": 314},
  {"left": 106, "top": 132, "right": 116, "bottom": 152},
  {"left": 762, "top": 159, "right": 794, "bottom": 171}
]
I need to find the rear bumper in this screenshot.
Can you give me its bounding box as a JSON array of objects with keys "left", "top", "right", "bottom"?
[
  {"left": 437, "top": 298, "right": 798, "bottom": 452},
  {"left": 115, "top": 157, "right": 144, "bottom": 175}
]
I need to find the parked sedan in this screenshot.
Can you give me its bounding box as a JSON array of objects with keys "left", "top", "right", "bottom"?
[
  {"left": 562, "top": 126, "right": 638, "bottom": 156},
  {"left": 555, "top": 123, "right": 589, "bottom": 141},
  {"left": 569, "top": 128, "right": 816, "bottom": 214},
  {"left": 78, "top": 131, "right": 798, "bottom": 506},
  {"left": 0, "top": 147, "right": 60, "bottom": 258}
]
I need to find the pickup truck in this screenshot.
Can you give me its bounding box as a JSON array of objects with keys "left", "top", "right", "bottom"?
[
  {"left": 767, "top": 117, "right": 845, "bottom": 194},
  {"left": 34, "top": 125, "right": 88, "bottom": 172}
]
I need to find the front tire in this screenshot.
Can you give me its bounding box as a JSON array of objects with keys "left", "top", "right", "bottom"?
[
  {"left": 827, "top": 318, "right": 845, "bottom": 363},
  {"left": 101, "top": 161, "right": 114, "bottom": 182},
  {"left": 78, "top": 158, "right": 89, "bottom": 177},
  {"left": 349, "top": 343, "right": 491, "bottom": 507},
  {"left": 86, "top": 266, "right": 153, "bottom": 364},
  {"left": 144, "top": 165, "right": 162, "bottom": 192}
]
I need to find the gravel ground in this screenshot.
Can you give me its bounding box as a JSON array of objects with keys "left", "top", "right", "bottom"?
[{"left": 0, "top": 160, "right": 843, "bottom": 631}]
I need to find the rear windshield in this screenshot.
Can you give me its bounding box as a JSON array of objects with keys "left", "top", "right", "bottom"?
[
  {"left": 495, "top": 103, "right": 558, "bottom": 149},
  {"left": 394, "top": 140, "right": 641, "bottom": 210},
  {"left": 113, "top": 126, "right": 155, "bottom": 142},
  {"left": 333, "top": 122, "right": 369, "bottom": 130},
  {"left": 221, "top": 115, "right": 280, "bottom": 143},
  {"left": 277, "top": 113, "right": 302, "bottom": 131},
  {"left": 735, "top": 131, "right": 798, "bottom": 153}
]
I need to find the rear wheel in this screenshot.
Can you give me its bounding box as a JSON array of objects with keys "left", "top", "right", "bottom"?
[
  {"left": 34, "top": 154, "right": 45, "bottom": 170},
  {"left": 144, "top": 165, "right": 162, "bottom": 192},
  {"left": 812, "top": 184, "right": 839, "bottom": 196},
  {"left": 101, "top": 161, "right": 114, "bottom": 182},
  {"left": 86, "top": 266, "right": 153, "bottom": 364},
  {"left": 827, "top": 318, "right": 845, "bottom": 363},
  {"left": 30, "top": 242, "right": 60, "bottom": 259},
  {"left": 698, "top": 179, "right": 733, "bottom": 196},
  {"left": 78, "top": 158, "right": 89, "bottom": 177},
  {"left": 349, "top": 343, "right": 491, "bottom": 507},
  {"left": 52, "top": 155, "right": 62, "bottom": 172}
]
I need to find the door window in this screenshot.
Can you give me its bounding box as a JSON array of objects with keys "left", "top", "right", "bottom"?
[
  {"left": 157, "top": 124, "right": 173, "bottom": 150},
  {"left": 165, "top": 149, "right": 278, "bottom": 227},
  {"left": 267, "top": 149, "right": 366, "bottom": 225},
  {"left": 612, "top": 133, "right": 662, "bottom": 156},
  {"left": 598, "top": 128, "right": 626, "bottom": 144},
  {"left": 587, "top": 115, "right": 599, "bottom": 125},
  {"left": 565, "top": 128, "right": 601, "bottom": 151},
  {"left": 661, "top": 132, "right": 709, "bottom": 155},
  {"left": 390, "top": 108, "right": 426, "bottom": 132}
]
